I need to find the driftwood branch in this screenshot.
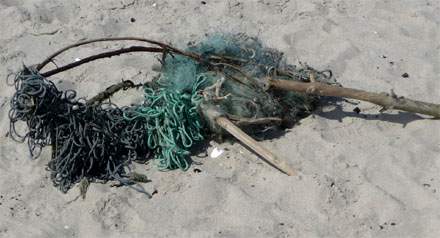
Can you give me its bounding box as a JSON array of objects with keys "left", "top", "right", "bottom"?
[
  {"left": 216, "top": 116, "right": 296, "bottom": 176},
  {"left": 267, "top": 78, "right": 440, "bottom": 118},
  {"left": 37, "top": 36, "right": 440, "bottom": 119}
]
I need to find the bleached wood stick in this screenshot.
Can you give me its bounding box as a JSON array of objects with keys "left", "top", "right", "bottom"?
[
  {"left": 267, "top": 78, "right": 440, "bottom": 118},
  {"left": 216, "top": 116, "right": 296, "bottom": 176}
]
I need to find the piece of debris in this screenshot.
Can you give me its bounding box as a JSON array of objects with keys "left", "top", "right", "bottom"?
[
  {"left": 193, "top": 168, "right": 202, "bottom": 173},
  {"left": 8, "top": 34, "right": 440, "bottom": 197},
  {"left": 210, "top": 147, "right": 224, "bottom": 159}
]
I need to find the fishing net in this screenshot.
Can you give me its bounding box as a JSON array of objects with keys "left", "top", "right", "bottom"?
[
  {"left": 8, "top": 67, "right": 150, "bottom": 192},
  {"left": 123, "top": 34, "right": 335, "bottom": 171},
  {"left": 123, "top": 80, "right": 206, "bottom": 171},
  {"left": 159, "top": 34, "right": 335, "bottom": 123}
]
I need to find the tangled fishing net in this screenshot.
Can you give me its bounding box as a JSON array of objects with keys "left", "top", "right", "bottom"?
[
  {"left": 8, "top": 67, "right": 150, "bottom": 192},
  {"left": 123, "top": 80, "right": 206, "bottom": 171},
  {"left": 124, "top": 34, "right": 334, "bottom": 170},
  {"left": 9, "top": 33, "right": 335, "bottom": 192}
]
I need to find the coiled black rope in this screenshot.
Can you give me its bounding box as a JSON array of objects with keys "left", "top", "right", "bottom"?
[{"left": 8, "top": 66, "right": 150, "bottom": 192}]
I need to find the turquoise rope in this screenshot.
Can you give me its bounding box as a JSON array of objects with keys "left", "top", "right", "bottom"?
[{"left": 123, "top": 76, "right": 206, "bottom": 170}]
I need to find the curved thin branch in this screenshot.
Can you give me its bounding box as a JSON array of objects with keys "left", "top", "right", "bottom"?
[
  {"left": 37, "top": 37, "right": 201, "bottom": 71},
  {"left": 40, "top": 46, "right": 164, "bottom": 77}
]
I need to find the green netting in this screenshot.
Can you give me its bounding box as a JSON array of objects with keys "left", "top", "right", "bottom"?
[
  {"left": 124, "top": 34, "right": 334, "bottom": 171},
  {"left": 158, "top": 34, "right": 330, "bottom": 121},
  {"left": 123, "top": 76, "right": 206, "bottom": 170}
]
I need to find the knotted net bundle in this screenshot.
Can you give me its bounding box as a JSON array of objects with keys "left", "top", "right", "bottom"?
[{"left": 9, "top": 34, "right": 335, "bottom": 191}]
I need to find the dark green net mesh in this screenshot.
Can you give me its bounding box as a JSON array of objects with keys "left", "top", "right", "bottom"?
[{"left": 124, "top": 34, "right": 334, "bottom": 171}]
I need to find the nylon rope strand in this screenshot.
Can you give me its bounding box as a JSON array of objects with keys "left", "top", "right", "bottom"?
[
  {"left": 123, "top": 75, "right": 207, "bottom": 170},
  {"left": 8, "top": 66, "right": 150, "bottom": 192}
]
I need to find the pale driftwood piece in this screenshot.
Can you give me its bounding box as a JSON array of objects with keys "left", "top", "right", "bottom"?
[
  {"left": 267, "top": 78, "right": 440, "bottom": 118},
  {"left": 216, "top": 116, "right": 296, "bottom": 176}
]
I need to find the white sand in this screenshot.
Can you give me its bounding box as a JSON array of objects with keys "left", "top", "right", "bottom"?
[{"left": 1, "top": 0, "right": 439, "bottom": 237}]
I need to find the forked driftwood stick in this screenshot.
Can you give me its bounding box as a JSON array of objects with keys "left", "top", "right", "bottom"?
[
  {"left": 216, "top": 116, "right": 296, "bottom": 176},
  {"left": 267, "top": 78, "right": 440, "bottom": 118}
]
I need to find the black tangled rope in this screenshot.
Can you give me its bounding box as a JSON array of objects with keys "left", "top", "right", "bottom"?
[{"left": 8, "top": 66, "right": 150, "bottom": 192}]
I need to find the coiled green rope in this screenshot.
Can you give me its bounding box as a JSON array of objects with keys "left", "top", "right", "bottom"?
[{"left": 123, "top": 76, "right": 207, "bottom": 170}]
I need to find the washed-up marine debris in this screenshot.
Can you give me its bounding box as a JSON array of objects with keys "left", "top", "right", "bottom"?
[{"left": 8, "top": 34, "right": 440, "bottom": 194}]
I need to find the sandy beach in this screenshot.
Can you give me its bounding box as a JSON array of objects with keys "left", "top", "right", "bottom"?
[{"left": 0, "top": 0, "right": 439, "bottom": 237}]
